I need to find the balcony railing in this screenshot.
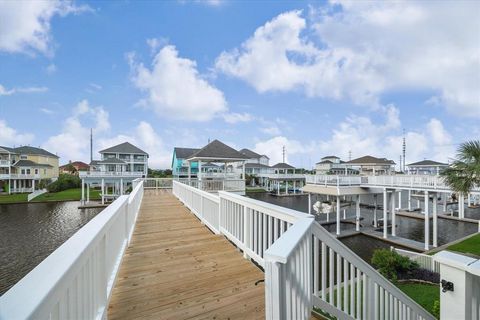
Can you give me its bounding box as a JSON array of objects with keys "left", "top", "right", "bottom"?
[
  {"left": 79, "top": 171, "right": 145, "bottom": 178},
  {"left": 9, "top": 174, "right": 40, "bottom": 179},
  {"left": 0, "top": 159, "right": 10, "bottom": 166},
  {"left": 257, "top": 173, "right": 306, "bottom": 179},
  {"left": 305, "top": 175, "right": 362, "bottom": 186}
]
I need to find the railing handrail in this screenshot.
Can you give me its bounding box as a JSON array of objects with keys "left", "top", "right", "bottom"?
[
  {"left": 0, "top": 181, "right": 144, "bottom": 320},
  {"left": 176, "top": 180, "right": 220, "bottom": 203}
]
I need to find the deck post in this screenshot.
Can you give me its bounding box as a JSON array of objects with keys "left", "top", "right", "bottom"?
[
  {"left": 408, "top": 189, "right": 412, "bottom": 211},
  {"left": 308, "top": 193, "right": 312, "bottom": 214},
  {"left": 424, "top": 191, "right": 430, "bottom": 250},
  {"left": 373, "top": 194, "right": 378, "bottom": 227},
  {"left": 81, "top": 178, "right": 85, "bottom": 204},
  {"left": 398, "top": 190, "right": 402, "bottom": 210},
  {"left": 459, "top": 193, "right": 465, "bottom": 219},
  {"left": 86, "top": 183, "right": 90, "bottom": 203},
  {"left": 443, "top": 193, "right": 447, "bottom": 213},
  {"left": 101, "top": 178, "right": 105, "bottom": 205},
  {"left": 433, "top": 192, "right": 438, "bottom": 247},
  {"left": 265, "top": 260, "right": 283, "bottom": 320},
  {"left": 277, "top": 181, "right": 280, "bottom": 195},
  {"left": 120, "top": 178, "right": 123, "bottom": 195},
  {"left": 336, "top": 195, "right": 341, "bottom": 235},
  {"left": 391, "top": 190, "right": 396, "bottom": 237},
  {"left": 355, "top": 194, "right": 360, "bottom": 232},
  {"left": 383, "top": 188, "right": 388, "bottom": 239},
  {"left": 293, "top": 180, "right": 296, "bottom": 194}
]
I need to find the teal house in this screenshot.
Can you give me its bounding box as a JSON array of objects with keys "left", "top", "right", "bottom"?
[{"left": 171, "top": 147, "right": 200, "bottom": 177}]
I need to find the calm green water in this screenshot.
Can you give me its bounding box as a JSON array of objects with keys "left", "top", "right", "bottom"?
[{"left": 0, "top": 201, "right": 102, "bottom": 295}]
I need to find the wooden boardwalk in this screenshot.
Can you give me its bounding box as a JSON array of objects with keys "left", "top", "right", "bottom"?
[{"left": 108, "top": 190, "right": 265, "bottom": 320}]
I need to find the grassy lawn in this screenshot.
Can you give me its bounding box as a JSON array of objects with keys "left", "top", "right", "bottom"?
[
  {"left": 397, "top": 282, "right": 439, "bottom": 317},
  {"left": 445, "top": 233, "right": 480, "bottom": 257},
  {"left": 0, "top": 193, "right": 28, "bottom": 203},
  {"left": 0, "top": 188, "right": 101, "bottom": 203},
  {"left": 34, "top": 188, "right": 101, "bottom": 202},
  {"left": 246, "top": 188, "right": 267, "bottom": 193}
]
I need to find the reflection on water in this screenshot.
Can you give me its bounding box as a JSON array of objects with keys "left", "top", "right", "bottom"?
[
  {"left": 247, "top": 191, "right": 479, "bottom": 262},
  {"left": 0, "top": 201, "right": 102, "bottom": 295}
]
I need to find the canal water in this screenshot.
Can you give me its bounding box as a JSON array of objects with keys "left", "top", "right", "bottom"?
[
  {"left": 247, "top": 191, "right": 479, "bottom": 262},
  {"left": 0, "top": 202, "right": 102, "bottom": 296}
]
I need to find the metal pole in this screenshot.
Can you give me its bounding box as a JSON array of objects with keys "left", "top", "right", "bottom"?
[
  {"left": 424, "top": 191, "right": 430, "bottom": 250},
  {"left": 391, "top": 191, "right": 396, "bottom": 236},
  {"left": 336, "top": 196, "right": 341, "bottom": 235},
  {"left": 356, "top": 195, "right": 360, "bottom": 232},
  {"left": 433, "top": 192, "right": 438, "bottom": 247},
  {"left": 383, "top": 188, "right": 388, "bottom": 239}
]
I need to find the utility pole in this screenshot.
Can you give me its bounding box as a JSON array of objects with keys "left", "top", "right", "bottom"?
[
  {"left": 90, "top": 128, "right": 93, "bottom": 163},
  {"left": 282, "top": 146, "right": 286, "bottom": 163},
  {"left": 348, "top": 150, "right": 352, "bottom": 161},
  {"left": 402, "top": 128, "right": 406, "bottom": 172}
]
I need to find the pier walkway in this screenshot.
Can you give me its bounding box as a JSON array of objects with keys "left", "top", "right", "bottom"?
[{"left": 107, "top": 190, "right": 265, "bottom": 319}]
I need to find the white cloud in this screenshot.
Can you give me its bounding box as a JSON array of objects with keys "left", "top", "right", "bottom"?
[
  {"left": 46, "top": 63, "right": 57, "bottom": 75},
  {"left": 130, "top": 45, "right": 228, "bottom": 121},
  {"left": 222, "top": 112, "right": 253, "bottom": 124},
  {"left": 0, "top": 84, "right": 48, "bottom": 96},
  {"left": 43, "top": 100, "right": 110, "bottom": 161},
  {"left": 253, "top": 136, "right": 313, "bottom": 165},
  {"left": 261, "top": 126, "right": 281, "bottom": 136},
  {"left": 40, "top": 107, "right": 54, "bottom": 114},
  {"left": 0, "top": 120, "right": 35, "bottom": 146},
  {"left": 0, "top": 0, "right": 91, "bottom": 55},
  {"left": 216, "top": 3, "right": 480, "bottom": 116}
]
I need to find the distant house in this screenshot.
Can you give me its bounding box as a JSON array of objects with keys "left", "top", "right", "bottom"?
[
  {"left": 345, "top": 155, "right": 396, "bottom": 175},
  {"left": 406, "top": 160, "right": 449, "bottom": 175},
  {"left": 0, "top": 145, "right": 59, "bottom": 193},
  {"left": 315, "top": 156, "right": 357, "bottom": 175},
  {"left": 59, "top": 161, "right": 89, "bottom": 175},
  {"left": 238, "top": 148, "right": 269, "bottom": 166},
  {"left": 271, "top": 162, "right": 296, "bottom": 174},
  {"left": 171, "top": 147, "right": 200, "bottom": 177},
  {"left": 91, "top": 142, "right": 149, "bottom": 176}
]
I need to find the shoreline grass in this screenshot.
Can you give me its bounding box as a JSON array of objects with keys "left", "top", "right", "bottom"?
[{"left": 0, "top": 188, "right": 101, "bottom": 204}]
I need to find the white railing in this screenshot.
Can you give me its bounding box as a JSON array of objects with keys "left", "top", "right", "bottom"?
[
  {"left": 9, "top": 174, "right": 40, "bottom": 179},
  {"left": 143, "top": 178, "right": 173, "bottom": 189},
  {"left": 173, "top": 180, "right": 221, "bottom": 233},
  {"left": 0, "top": 181, "right": 144, "bottom": 320},
  {"left": 200, "top": 172, "right": 241, "bottom": 179},
  {"left": 174, "top": 178, "right": 245, "bottom": 193},
  {"left": 172, "top": 180, "right": 434, "bottom": 319},
  {"left": 266, "top": 219, "right": 435, "bottom": 320},
  {"left": 27, "top": 189, "right": 47, "bottom": 201},
  {"left": 79, "top": 171, "right": 145, "bottom": 178},
  {"left": 0, "top": 174, "right": 9, "bottom": 179},
  {"left": 305, "top": 175, "right": 362, "bottom": 186},
  {"left": 391, "top": 247, "right": 440, "bottom": 273},
  {"left": 10, "top": 187, "right": 34, "bottom": 193},
  {"left": 258, "top": 173, "right": 306, "bottom": 179},
  {"left": 365, "top": 175, "right": 480, "bottom": 192},
  {"left": 0, "top": 160, "right": 10, "bottom": 166}
]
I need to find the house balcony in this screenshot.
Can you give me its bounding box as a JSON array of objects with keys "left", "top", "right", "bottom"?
[
  {"left": 0, "top": 159, "right": 10, "bottom": 167},
  {"left": 8, "top": 174, "right": 41, "bottom": 179},
  {"left": 79, "top": 171, "right": 145, "bottom": 178},
  {"left": 257, "top": 173, "right": 306, "bottom": 179}
]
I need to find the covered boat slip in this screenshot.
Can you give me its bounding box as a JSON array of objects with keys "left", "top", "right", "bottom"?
[{"left": 108, "top": 190, "right": 265, "bottom": 319}]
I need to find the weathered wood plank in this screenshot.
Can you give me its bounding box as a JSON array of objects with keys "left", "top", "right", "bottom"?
[{"left": 108, "top": 191, "right": 265, "bottom": 320}]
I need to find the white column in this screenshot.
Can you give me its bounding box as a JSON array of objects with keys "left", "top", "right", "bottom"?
[
  {"left": 242, "top": 162, "right": 245, "bottom": 180},
  {"left": 408, "top": 189, "right": 412, "bottom": 211},
  {"left": 308, "top": 193, "right": 312, "bottom": 214},
  {"left": 277, "top": 181, "right": 280, "bottom": 195},
  {"left": 383, "top": 188, "right": 388, "bottom": 239},
  {"left": 443, "top": 193, "right": 448, "bottom": 213},
  {"left": 8, "top": 179, "right": 11, "bottom": 194},
  {"left": 459, "top": 193, "right": 465, "bottom": 219},
  {"left": 285, "top": 180, "right": 288, "bottom": 195},
  {"left": 86, "top": 183, "right": 90, "bottom": 203},
  {"left": 336, "top": 195, "right": 341, "bottom": 235},
  {"left": 355, "top": 195, "right": 360, "bottom": 232},
  {"left": 32, "top": 179, "right": 35, "bottom": 191},
  {"left": 198, "top": 160, "right": 202, "bottom": 181},
  {"left": 373, "top": 194, "right": 378, "bottom": 227},
  {"left": 120, "top": 178, "right": 123, "bottom": 195},
  {"left": 397, "top": 190, "right": 402, "bottom": 210},
  {"left": 433, "top": 192, "right": 438, "bottom": 247},
  {"left": 187, "top": 161, "right": 191, "bottom": 183},
  {"left": 391, "top": 190, "right": 396, "bottom": 236},
  {"left": 424, "top": 191, "right": 430, "bottom": 250},
  {"left": 13, "top": 179, "right": 17, "bottom": 193},
  {"left": 293, "top": 180, "right": 296, "bottom": 194},
  {"left": 101, "top": 178, "right": 105, "bottom": 205},
  {"left": 81, "top": 179, "right": 85, "bottom": 203}
]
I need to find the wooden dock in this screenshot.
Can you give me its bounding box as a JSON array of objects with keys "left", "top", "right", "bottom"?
[{"left": 108, "top": 190, "right": 265, "bottom": 319}]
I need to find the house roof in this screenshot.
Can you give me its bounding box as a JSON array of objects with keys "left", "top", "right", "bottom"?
[
  {"left": 407, "top": 160, "right": 448, "bottom": 167},
  {"left": 174, "top": 147, "right": 200, "bottom": 159},
  {"left": 187, "top": 140, "right": 249, "bottom": 161},
  {"left": 322, "top": 155, "right": 340, "bottom": 159},
  {"left": 346, "top": 155, "right": 395, "bottom": 165},
  {"left": 202, "top": 162, "right": 220, "bottom": 168},
  {"left": 239, "top": 148, "right": 262, "bottom": 159},
  {"left": 90, "top": 160, "right": 100, "bottom": 166},
  {"left": 316, "top": 160, "right": 333, "bottom": 164},
  {"left": 0, "top": 146, "right": 15, "bottom": 153},
  {"left": 237, "top": 163, "right": 271, "bottom": 169},
  {"left": 13, "top": 146, "right": 59, "bottom": 158},
  {"left": 60, "top": 161, "right": 90, "bottom": 170},
  {"left": 99, "top": 142, "right": 148, "bottom": 156},
  {"left": 13, "top": 160, "right": 52, "bottom": 168},
  {"left": 271, "top": 162, "right": 295, "bottom": 169},
  {"left": 97, "top": 158, "right": 126, "bottom": 164}
]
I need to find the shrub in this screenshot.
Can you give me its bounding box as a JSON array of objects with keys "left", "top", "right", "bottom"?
[
  {"left": 371, "top": 249, "right": 419, "bottom": 281},
  {"left": 432, "top": 300, "right": 440, "bottom": 319},
  {"left": 38, "top": 179, "right": 52, "bottom": 190},
  {"left": 46, "top": 174, "right": 81, "bottom": 193},
  {"left": 398, "top": 268, "right": 440, "bottom": 283}
]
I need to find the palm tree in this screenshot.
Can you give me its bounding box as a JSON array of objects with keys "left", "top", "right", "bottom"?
[{"left": 441, "top": 140, "right": 480, "bottom": 194}]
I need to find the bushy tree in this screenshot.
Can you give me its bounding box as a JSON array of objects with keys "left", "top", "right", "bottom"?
[
  {"left": 441, "top": 140, "right": 480, "bottom": 194},
  {"left": 46, "top": 174, "right": 81, "bottom": 193},
  {"left": 371, "top": 249, "right": 418, "bottom": 281}
]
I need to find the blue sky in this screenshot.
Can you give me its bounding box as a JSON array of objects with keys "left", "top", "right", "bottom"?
[{"left": 0, "top": 0, "right": 479, "bottom": 168}]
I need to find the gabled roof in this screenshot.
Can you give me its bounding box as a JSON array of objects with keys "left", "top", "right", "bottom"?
[
  {"left": 13, "top": 146, "right": 59, "bottom": 158},
  {"left": 174, "top": 147, "right": 200, "bottom": 159},
  {"left": 99, "top": 142, "right": 148, "bottom": 156},
  {"left": 322, "top": 155, "right": 339, "bottom": 159},
  {"left": 97, "top": 158, "right": 126, "bottom": 164},
  {"left": 239, "top": 148, "right": 262, "bottom": 159},
  {"left": 0, "top": 146, "right": 15, "bottom": 154},
  {"left": 407, "top": 160, "right": 448, "bottom": 167},
  {"left": 187, "top": 140, "right": 249, "bottom": 161},
  {"left": 60, "top": 161, "right": 90, "bottom": 170},
  {"left": 346, "top": 155, "right": 395, "bottom": 165},
  {"left": 316, "top": 160, "right": 333, "bottom": 164},
  {"left": 13, "top": 160, "right": 52, "bottom": 168},
  {"left": 203, "top": 162, "right": 220, "bottom": 168},
  {"left": 271, "top": 162, "right": 295, "bottom": 169}
]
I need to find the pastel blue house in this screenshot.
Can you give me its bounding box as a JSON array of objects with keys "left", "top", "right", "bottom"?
[{"left": 172, "top": 148, "right": 199, "bottom": 177}]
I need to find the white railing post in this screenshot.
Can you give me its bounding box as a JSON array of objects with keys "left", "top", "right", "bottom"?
[{"left": 265, "top": 260, "right": 284, "bottom": 320}]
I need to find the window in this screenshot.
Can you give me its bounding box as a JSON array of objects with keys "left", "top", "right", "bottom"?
[
  {"left": 26, "top": 169, "right": 31, "bottom": 174},
  {"left": 21, "top": 169, "right": 25, "bottom": 174},
  {"left": 34, "top": 169, "right": 38, "bottom": 174},
  {"left": 20, "top": 155, "right": 27, "bottom": 160}
]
